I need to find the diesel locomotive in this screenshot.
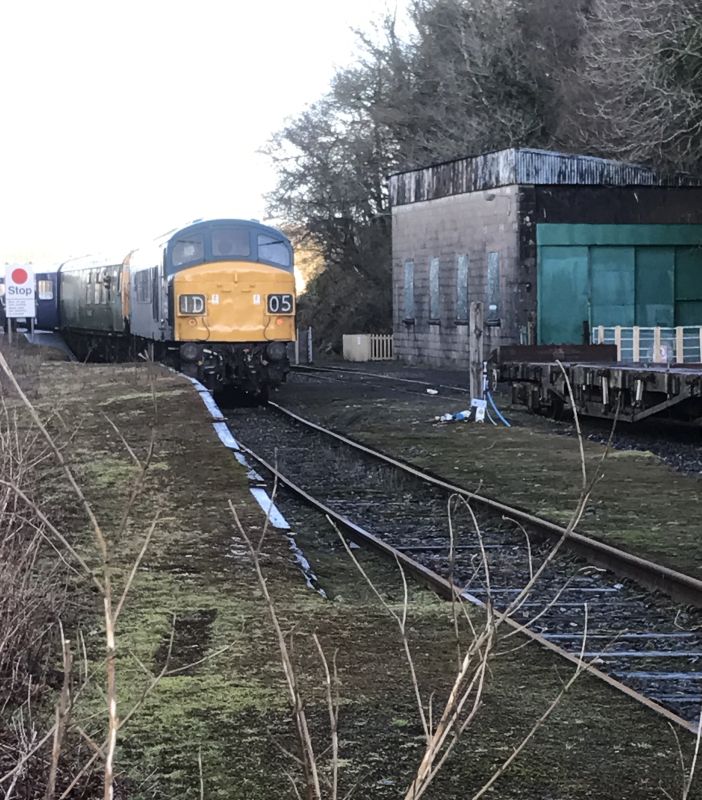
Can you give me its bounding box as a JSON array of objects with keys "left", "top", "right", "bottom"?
[{"left": 58, "top": 219, "right": 296, "bottom": 397}]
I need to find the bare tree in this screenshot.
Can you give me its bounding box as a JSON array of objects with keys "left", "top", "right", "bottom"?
[{"left": 561, "top": 0, "right": 702, "bottom": 173}]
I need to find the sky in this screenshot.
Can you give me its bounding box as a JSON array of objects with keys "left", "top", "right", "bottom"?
[{"left": 0, "top": 0, "right": 404, "bottom": 266}]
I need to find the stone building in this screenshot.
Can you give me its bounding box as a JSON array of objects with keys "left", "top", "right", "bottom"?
[{"left": 389, "top": 148, "right": 702, "bottom": 367}]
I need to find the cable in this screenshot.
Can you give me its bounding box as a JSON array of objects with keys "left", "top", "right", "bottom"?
[{"left": 487, "top": 391, "right": 511, "bottom": 428}]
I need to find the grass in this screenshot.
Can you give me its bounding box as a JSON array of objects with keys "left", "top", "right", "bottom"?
[{"left": 6, "top": 351, "right": 700, "bottom": 798}]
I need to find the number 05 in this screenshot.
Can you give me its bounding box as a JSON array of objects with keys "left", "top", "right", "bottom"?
[{"left": 267, "top": 294, "right": 293, "bottom": 314}]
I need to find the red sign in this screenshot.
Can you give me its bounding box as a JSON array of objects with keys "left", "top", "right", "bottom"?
[{"left": 11, "top": 267, "right": 28, "bottom": 285}]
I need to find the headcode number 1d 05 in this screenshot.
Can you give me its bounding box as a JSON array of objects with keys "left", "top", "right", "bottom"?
[{"left": 267, "top": 294, "right": 294, "bottom": 314}]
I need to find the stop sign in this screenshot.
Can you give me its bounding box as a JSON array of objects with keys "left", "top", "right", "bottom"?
[{"left": 5, "top": 264, "right": 35, "bottom": 319}]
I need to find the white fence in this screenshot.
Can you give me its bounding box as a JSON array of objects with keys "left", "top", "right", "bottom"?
[
  {"left": 593, "top": 325, "right": 702, "bottom": 363},
  {"left": 342, "top": 333, "right": 394, "bottom": 362}
]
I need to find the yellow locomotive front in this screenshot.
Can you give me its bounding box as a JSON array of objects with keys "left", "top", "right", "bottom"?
[{"left": 163, "top": 220, "right": 295, "bottom": 397}]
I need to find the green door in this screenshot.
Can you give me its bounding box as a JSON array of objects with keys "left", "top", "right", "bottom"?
[
  {"left": 590, "top": 246, "right": 635, "bottom": 327},
  {"left": 538, "top": 246, "right": 589, "bottom": 344},
  {"left": 675, "top": 246, "right": 702, "bottom": 325},
  {"left": 635, "top": 247, "right": 674, "bottom": 326}
]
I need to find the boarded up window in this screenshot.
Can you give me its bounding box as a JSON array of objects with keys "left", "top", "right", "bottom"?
[
  {"left": 403, "top": 260, "right": 415, "bottom": 319},
  {"left": 456, "top": 254, "right": 469, "bottom": 320},
  {"left": 487, "top": 251, "right": 500, "bottom": 323},
  {"left": 429, "top": 257, "right": 440, "bottom": 319}
]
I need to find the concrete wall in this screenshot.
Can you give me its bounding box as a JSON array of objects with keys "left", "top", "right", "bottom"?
[{"left": 392, "top": 186, "right": 526, "bottom": 367}]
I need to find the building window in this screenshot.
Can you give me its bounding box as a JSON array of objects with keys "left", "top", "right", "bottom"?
[
  {"left": 456, "top": 254, "right": 469, "bottom": 321},
  {"left": 403, "top": 260, "right": 415, "bottom": 320},
  {"left": 487, "top": 251, "right": 500, "bottom": 324},
  {"left": 429, "top": 257, "right": 440, "bottom": 321}
]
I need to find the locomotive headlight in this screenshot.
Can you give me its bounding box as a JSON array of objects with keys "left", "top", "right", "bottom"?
[
  {"left": 266, "top": 341, "right": 287, "bottom": 361},
  {"left": 179, "top": 294, "right": 205, "bottom": 315},
  {"left": 180, "top": 342, "right": 203, "bottom": 362}
]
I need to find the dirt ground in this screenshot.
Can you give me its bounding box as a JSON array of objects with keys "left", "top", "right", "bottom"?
[
  {"left": 276, "top": 367, "right": 702, "bottom": 580},
  {"left": 6, "top": 342, "right": 702, "bottom": 799}
]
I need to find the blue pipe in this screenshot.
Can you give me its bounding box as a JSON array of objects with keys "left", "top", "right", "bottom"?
[{"left": 487, "top": 391, "right": 511, "bottom": 428}]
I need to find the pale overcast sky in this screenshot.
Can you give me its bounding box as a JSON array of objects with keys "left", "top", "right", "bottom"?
[{"left": 0, "top": 0, "right": 403, "bottom": 265}]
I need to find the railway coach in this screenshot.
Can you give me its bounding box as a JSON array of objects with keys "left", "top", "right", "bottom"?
[{"left": 59, "top": 218, "right": 296, "bottom": 398}]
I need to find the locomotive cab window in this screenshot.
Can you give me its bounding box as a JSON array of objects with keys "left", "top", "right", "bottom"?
[
  {"left": 257, "top": 234, "right": 290, "bottom": 268},
  {"left": 171, "top": 234, "right": 204, "bottom": 267},
  {"left": 211, "top": 227, "right": 250, "bottom": 258}
]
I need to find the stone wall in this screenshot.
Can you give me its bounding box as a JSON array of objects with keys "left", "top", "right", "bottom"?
[{"left": 392, "top": 186, "right": 526, "bottom": 367}]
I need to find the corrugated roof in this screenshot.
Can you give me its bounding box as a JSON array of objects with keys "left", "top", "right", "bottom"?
[{"left": 388, "top": 148, "right": 702, "bottom": 206}]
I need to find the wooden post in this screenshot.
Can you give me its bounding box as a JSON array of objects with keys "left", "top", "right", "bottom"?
[
  {"left": 614, "top": 326, "right": 622, "bottom": 362},
  {"left": 632, "top": 327, "right": 640, "bottom": 363},
  {"left": 676, "top": 327, "right": 684, "bottom": 364},
  {"left": 469, "top": 301, "right": 484, "bottom": 399}
]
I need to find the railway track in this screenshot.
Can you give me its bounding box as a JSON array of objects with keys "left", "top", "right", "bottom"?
[
  {"left": 291, "top": 363, "right": 471, "bottom": 398},
  {"left": 225, "top": 401, "right": 702, "bottom": 733}
]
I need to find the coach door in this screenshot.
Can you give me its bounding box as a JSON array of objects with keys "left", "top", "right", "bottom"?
[{"left": 151, "top": 257, "right": 169, "bottom": 337}]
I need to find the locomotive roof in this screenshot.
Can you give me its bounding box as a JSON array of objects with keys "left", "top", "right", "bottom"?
[
  {"left": 57, "top": 219, "right": 290, "bottom": 272},
  {"left": 156, "top": 218, "right": 290, "bottom": 245}
]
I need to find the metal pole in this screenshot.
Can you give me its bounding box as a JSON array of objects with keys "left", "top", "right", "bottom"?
[
  {"left": 7, "top": 319, "right": 12, "bottom": 346},
  {"left": 307, "top": 326, "right": 313, "bottom": 364},
  {"left": 294, "top": 330, "right": 300, "bottom": 366}
]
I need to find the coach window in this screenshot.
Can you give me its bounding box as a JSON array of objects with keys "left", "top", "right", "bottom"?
[
  {"left": 135, "top": 270, "right": 152, "bottom": 303},
  {"left": 212, "top": 227, "right": 250, "bottom": 258},
  {"left": 171, "top": 234, "right": 204, "bottom": 268},
  {"left": 257, "top": 234, "right": 290, "bottom": 268},
  {"left": 37, "top": 280, "right": 54, "bottom": 300}
]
